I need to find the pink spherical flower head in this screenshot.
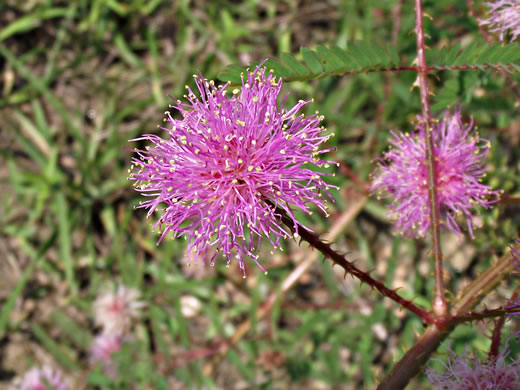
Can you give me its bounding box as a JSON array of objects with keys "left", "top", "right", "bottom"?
[
  {"left": 90, "top": 333, "right": 123, "bottom": 379},
  {"left": 93, "top": 284, "right": 145, "bottom": 335},
  {"left": 426, "top": 344, "right": 520, "bottom": 389},
  {"left": 370, "top": 111, "right": 501, "bottom": 239},
  {"left": 481, "top": 1, "right": 520, "bottom": 42},
  {"left": 9, "top": 366, "right": 69, "bottom": 390},
  {"left": 129, "top": 66, "right": 337, "bottom": 276}
]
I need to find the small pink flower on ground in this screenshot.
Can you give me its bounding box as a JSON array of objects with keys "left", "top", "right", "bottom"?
[
  {"left": 93, "top": 284, "right": 145, "bottom": 335},
  {"left": 481, "top": 1, "right": 520, "bottom": 42},
  {"left": 426, "top": 343, "right": 520, "bottom": 389},
  {"left": 9, "top": 366, "right": 69, "bottom": 390},
  {"left": 129, "top": 65, "right": 337, "bottom": 275},
  {"left": 90, "top": 333, "right": 123, "bottom": 378},
  {"left": 370, "top": 110, "right": 501, "bottom": 239}
]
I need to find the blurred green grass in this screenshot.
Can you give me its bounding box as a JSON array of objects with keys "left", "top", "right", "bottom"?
[{"left": 0, "top": 0, "right": 519, "bottom": 389}]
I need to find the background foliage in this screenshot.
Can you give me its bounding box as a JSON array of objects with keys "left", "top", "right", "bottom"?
[{"left": 0, "top": 0, "right": 519, "bottom": 388}]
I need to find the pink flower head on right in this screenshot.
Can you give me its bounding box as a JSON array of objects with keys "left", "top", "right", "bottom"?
[
  {"left": 371, "top": 110, "right": 501, "bottom": 239},
  {"left": 481, "top": 1, "right": 520, "bottom": 42}
]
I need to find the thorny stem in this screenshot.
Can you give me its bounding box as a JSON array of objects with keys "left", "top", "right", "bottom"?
[
  {"left": 280, "top": 212, "right": 435, "bottom": 324},
  {"left": 451, "top": 250, "right": 516, "bottom": 315},
  {"left": 489, "top": 315, "right": 507, "bottom": 359},
  {"left": 489, "top": 286, "right": 520, "bottom": 359},
  {"left": 501, "top": 194, "right": 520, "bottom": 205},
  {"left": 415, "top": 0, "right": 448, "bottom": 319},
  {"left": 453, "top": 308, "right": 511, "bottom": 323},
  {"left": 377, "top": 243, "right": 519, "bottom": 390}
]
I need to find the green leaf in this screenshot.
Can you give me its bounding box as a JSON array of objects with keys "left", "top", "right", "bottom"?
[
  {"left": 87, "top": 371, "right": 113, "bottom": 386},
  {"left": 452, "top": 42, "right": 479, "bottom": 65},
  {"left": 426, "top": 47, "right": 448, "bottom": 66},
  {"left": 51, "top": 311, "right": 92, "bottom": 349},
  {"left": 386, "top": 44, "right": 400, "bottom": 66},
  {"left": 14, "top": 110, "right": 50, "bottom": 159},
  {"left": 0, "top": 44, "right": 83, "bottom": 142},
  {"left": 444, "top": 42, "right": 461, "bottom": 66},
  {"left": 370, "top": 43, "right": 392, "bottom": 66},
  {"left": 114, "top": 32, "right": 142, "bottom": 67},
  {"left": 476, "top": 43, "right": 502, "bottom": 64},
  {"left": 486, "top": 43, "right": 509, "bottom": 63},
  {"left": 498, "top": 44, "right": 520, "bottom": 63},
  {"left": 347, "top": 42, "right": 372, "bottom": 67},
  {"left": 264, "top": 58, "right": 294, "bottom": 77},
  {"left": 228, "top": 349, "right": 254, "bottom": 381},
  {"left": 362, "top": 43, "right": 384, "bottom": 66},
  {"left": 301, "top": 47, "right": 323, "bottom": 73},
  {"left": 315, "top": 45, "right": 344, "bottom": 72},
  {"left": 0, "top": 259, "right": 37, "bottom": 339},
  {"left": 329, "top": 45, "right": 359, "bottom": 68},
  {"left": 56, "top": 192, "right": 76, "bottom": 294},
  {"left": 280, "top": 53, "right": 310, "bottom": 76},
  {"left": 218, "top": 65, "right": 245, "bottom": 83},
  {"left": 0, "top": 239, "right": 52, "bottom": 339},
  {"left": 428, "top": 42, "right": 520, "bottom": 75},
  {"left": 0, "top": 8, "right": 69, "bottom": 42},
  {"left": 218, "top": 41, "right": 403, "bottom": 83},
  {"left": 32, "top": 324, "right": 77, "bottom": 370},
  {"left": 432, "top": 78, "right": 459, "bottom": 111}
]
